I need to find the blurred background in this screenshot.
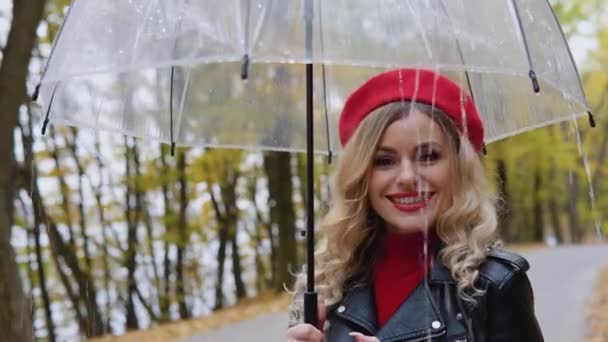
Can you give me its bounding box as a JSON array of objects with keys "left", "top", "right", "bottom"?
[{"left": 0, "top": 0, "right": 607, "bottom": 341}]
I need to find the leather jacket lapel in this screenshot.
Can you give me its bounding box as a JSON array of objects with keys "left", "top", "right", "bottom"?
[
  {"left": 334, "top": 284, "right": 378, "bottom": 335},
  {"left": 334, "top": 280, "right": 446, "bottom": 341},
  {"left": 377, "top": 283, "right": 445, "bottom": 341}
]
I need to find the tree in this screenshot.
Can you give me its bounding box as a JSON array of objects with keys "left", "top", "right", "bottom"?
[
  {"left": 0, "top": 1, "right": 46, "bottom": 341},
  {"left": 264, "top": 152, "right": 297, "bottom": 291}
]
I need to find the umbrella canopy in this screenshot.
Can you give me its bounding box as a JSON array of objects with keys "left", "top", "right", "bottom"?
[
  {"left": 37, "top": 0, "right": 591, "bottom": 155},
  {"left": 34, "top": 0, "right": 596, "bottom": 331}
]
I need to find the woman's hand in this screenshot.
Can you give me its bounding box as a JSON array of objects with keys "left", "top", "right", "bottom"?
[
  {"left": 284, "top": 323, "right": 325, "bottom": 342},
  {"left": 284, "top": 301, "right": 327, "bottom": 342}
]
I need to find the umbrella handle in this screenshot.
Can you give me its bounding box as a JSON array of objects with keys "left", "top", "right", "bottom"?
[{"left": 304, "top": 291, "right": 318, "bottom": 327}]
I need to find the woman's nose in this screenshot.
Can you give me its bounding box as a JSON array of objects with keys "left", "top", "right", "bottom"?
[{"left": 396, "top": 160, "right": 417, "bottom": 186}]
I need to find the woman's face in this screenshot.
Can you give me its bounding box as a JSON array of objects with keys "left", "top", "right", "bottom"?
[{"left": 367, "top": 109, "right": 453, "bottom": 234}]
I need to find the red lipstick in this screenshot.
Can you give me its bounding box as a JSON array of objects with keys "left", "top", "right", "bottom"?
[{"left": 388, "top": 192, "right": 433, "bottom": 212}]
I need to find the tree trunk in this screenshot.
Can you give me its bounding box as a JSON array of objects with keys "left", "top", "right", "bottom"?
[
  {"left": 33, "top": 196, "right": 57, "bottom": 342},
  {"left": 21, "top": 163, "right": 103, "bottom": 336},
  {"left": 230, "top": 233, "right": 247, "bottom": 299},
  {"left": 495, "top": 158, "right": 514, "bottom": 242},
  {"left": 222, "top": 178, "right": 246, "bottom": 300},
  {"left": 49, "top": 215, "right": 105, "bottom": 335},
  {"left": 21, "top": 117, "right": 97, "bottom": 336},
  {"left": 247, "top": 177, "right": 269, "bottom": 292},
  {"left": 548, "top": 197, "right": 564, "bottom": 244},
  {"left": 21, "top": 110, "right": 57, "bottom": 341},
  {"left": 264, "top": 152, "right": 297, "bottom": 291},
  {"left": 547, "top": 163, "right": 564, "bottom": 244},
  {"left": 176, "top": 150, "right": 191, "bottom": 319},
  {"left": 124, "top": 139, "right": 140, "bottom": 330},
  {"left": 93, "top": 138, "right": 113, "bottom": 331},
  {"left": 18, "top": 197, "right": 36, "bottom": 326},
  {"left": 67, "top": 128, "right": 94, "bottom": 272},
  {"left": 591, "top": 114, "right": 608, "bottom": 192},
  {"left": 48, "top": 128, "right": 77, "bottom": 248},
  {"left": 20, "top": 157, "right": 85, "bottom": 334},
  {"left": 532, "top": 167, "right": 544, "bottom": 242},
  {"left": 143, "top": 207, "right": 162, "bottom": 317},
  {"left": 210, "top": 189, "right": 228, "bottom": 310},
  {"left": 159, "top": 145, "right": 173, "bottom": 321},
  {"left": 0, "top": 2, "right": 48, "bottom": 339},
  {"left": 567, "top": 172, "right": 581, "bottom": 243}
]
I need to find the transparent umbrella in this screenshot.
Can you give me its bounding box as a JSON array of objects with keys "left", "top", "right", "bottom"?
[{"left": 34, "top": 0, "right": 595, "bottom": 328}]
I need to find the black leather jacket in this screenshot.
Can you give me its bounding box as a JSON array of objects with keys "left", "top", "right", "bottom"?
[{"left": 325, "top": 249, "right": 544, "bottom": 342}]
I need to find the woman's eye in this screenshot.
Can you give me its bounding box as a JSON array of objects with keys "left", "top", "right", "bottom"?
[
  {"left": 373, "top": 156, "right": 395, "bottom": 167},
  {"left": 417, "top": 151, "right": 440, "bottom": 163}
]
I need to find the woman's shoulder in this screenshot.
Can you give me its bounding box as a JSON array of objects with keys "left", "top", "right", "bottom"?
[{"left": 478, "top": 248, "right": 530, "bottom": 290}]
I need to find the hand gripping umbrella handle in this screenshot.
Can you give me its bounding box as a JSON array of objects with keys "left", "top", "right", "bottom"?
[{"left": 304, "top": 291, "right": 318, "bottom": 327}]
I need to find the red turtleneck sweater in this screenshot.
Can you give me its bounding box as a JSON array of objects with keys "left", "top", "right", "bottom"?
[{"left": 373, "top": 231, "right": 436, "bottom": 327}]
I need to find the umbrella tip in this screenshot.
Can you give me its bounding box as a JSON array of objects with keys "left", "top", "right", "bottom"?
[
  {"left": 529, "top": 70, "right": 540, "bottom": 93},
  {"left": 327, "top": 150, "right": 333, "bottom": 164},
  {"left": 482, "top": 143, "right": 488, "bottom": 156},
  {"left": 241, "top": 54, "right": 250, "bottom": 80},
  {"left": 171, "top": 142, "right": 176, "bottom": 156},
  {"left": 588, "top": 111, "right": 596, "bottom": 128},
  {"left": 32, "top": 83, "right": 41, "bottom": 102},
  {"left": 41, "top": 117, "right": 49, "bottom": 135}
]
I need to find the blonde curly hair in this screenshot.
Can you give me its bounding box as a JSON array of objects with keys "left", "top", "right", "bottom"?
[{"left": 291, "top": 101, "right": 498, "bottom": 320}]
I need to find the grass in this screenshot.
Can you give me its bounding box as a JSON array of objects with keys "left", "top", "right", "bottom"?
[{"left": 88, "top": 292, "right": 291, "bottom": 342}]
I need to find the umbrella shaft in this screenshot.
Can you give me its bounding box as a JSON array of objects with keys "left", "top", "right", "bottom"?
[{"left": 306, "top": 62, "right": 315, "bottom": 293}]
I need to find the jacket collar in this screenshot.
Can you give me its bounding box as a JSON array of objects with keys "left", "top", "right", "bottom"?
[
  {"left": 428, "top": 256, "right": 457, "bottom": 284},
  {"left": 335, "top": 257, "right": 452, "bottom": 341}
]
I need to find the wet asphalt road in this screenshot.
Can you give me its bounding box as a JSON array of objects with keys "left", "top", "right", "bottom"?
[{"left": 180, "top": 244, "right": 608, "bottom": 342}]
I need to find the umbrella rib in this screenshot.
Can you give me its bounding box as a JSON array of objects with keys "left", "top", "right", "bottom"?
[
  {"left": 317, "top": 0, "right": 332, "bottom": 163},
  {"left": 436, "top": 1, "right": 477, "bottom": 104},
  {"left": 32, "top": 0, "right": 75, "bottom": 118},
  {"left": 170, "top": 66, "right": 175, "bottom": 156},
  {"left": 321, "top": 65, "right": 333, "bottom": 163},
  {"left": 40, "top": 82, "right": 60, "bottom": 135},
  {"left": 541, "top": 0, "right": 595, "bottom": 128},
  {"left": 241, "top": 0, "right": 252, "bottom": 79},
  {"left": 175, "top": 68, "right": 191, "bottom": 143},
  {"left": 437, "top": 0, "right": 486, "bottom": 154},
  {"left": 34, "top": 0, "right": 76, "bottom": 101},
  {"left": 510, "top": 0, "right": 541, "bottom": 93}
]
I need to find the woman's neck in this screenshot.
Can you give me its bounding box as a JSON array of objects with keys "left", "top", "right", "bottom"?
[{"left": 379, "top": 230, "right": 439, "bottom": 260}]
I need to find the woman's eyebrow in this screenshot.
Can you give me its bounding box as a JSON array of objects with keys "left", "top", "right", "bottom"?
[
  {"left": 416, "top": 141, "right": 442, "bottom": 149},
  {"left": 376, "top": 146, "right": 396, "bottom": 153}
]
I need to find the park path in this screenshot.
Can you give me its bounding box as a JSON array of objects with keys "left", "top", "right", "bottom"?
[{"left": 180, "top": 244, "right": 608, "bottom": 342}]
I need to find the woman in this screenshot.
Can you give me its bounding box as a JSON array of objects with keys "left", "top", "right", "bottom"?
[{"left": 284, "top": 69, "right": 543, "bottom": 342}]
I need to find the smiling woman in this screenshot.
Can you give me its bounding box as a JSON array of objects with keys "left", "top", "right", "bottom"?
[
  {"left": 366, "top": 103, "right": 455, "bottom": 236},
  {"left": 284, "top": 69, "right": 545, "bottom": 342}
]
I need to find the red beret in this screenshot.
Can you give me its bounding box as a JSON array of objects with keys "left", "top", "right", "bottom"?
[{"left": 338, "top": 68, "right": 484, "bottom": 153}]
